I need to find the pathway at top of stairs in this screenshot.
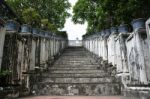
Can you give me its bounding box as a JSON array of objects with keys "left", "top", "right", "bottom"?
[{"left": 33, "top": 47, "right": 121, "bottom": 96}]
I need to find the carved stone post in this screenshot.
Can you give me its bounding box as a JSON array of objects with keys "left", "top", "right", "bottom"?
[
  {"left": 30, "top": 28, "right": 38, "bottom": 71},
  {"left": 17, "top": 24, "right": 33, "bottom": 95},
  {"left": 44, "top": 31, "right": 51, "bottom": 69},
  {"left": 107, "top": 27, "right": 118, "bottom": 66},
  {"left": 1, "top": 20, "right": 20, "bottom": 96},
  {"left": 34, "top": 31, "right": 41, "bottom": 70},
  {"left": 94, "top": 37, "right": 97, "bottom": 55},
  {"left": 53, "top": 36, "right": 56, "bottom": 56},
  {"left": 0, "top": 26, "right": 6, "bottom": 69},
  {"left": 146, "top": 18, "right": 150, "bottom": 83},
  {"left": 39, "top": 30, "right": 46, "bottom": 70},
  {"left": 98, "top": 36, "right": 101, "bottom": 57},
  {"left": 101, "top": 37, "right": 108, "bottom": 61},
  {"left": 86, "top": 40, "right": 88, "bottom": 50},
  {"left": 126, "top": 28, "right": 148, "bottom": 85},
  {"left": 96, "top": 37, "right": 99, "bottom": 56},
  {"left": 50, "top": 36, "right": 54, "bottom": 61}
]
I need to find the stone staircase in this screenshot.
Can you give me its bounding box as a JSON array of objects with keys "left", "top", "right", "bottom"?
[{"left": 34, "top": 47, "right": 121, "bottom": 96}]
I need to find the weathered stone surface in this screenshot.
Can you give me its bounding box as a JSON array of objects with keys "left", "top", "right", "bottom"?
[
  {"left": 83, "top": 20, "right": 150, "bottom": 96},
  {"left": 33, "top": 47, "right": 121, "bottom": 96},
  {"left": 107, "top": 33, "right": 117, "bottom": 66},
  {"left": 0, "top": 27, "right": 6, "bottom": 69},
  {"left": 0, "top": 28, "right": 67, "bottom": 98},
  {"left": 49, "top": 70, "right": 105, "bottom": 74},
  {"left": 29, "top": 38, "right": 36, "bottom": 71},
  {"left": 35, "top": 83, "right": 120, "bottom": 96},
  {"left": 42, "top": 73, "right": 109, "bottom": 78},
  {"left": 145, "top": 18, "right": 150, "bottom": 83},
  {"left": 115, "top": 33, "right": 130, "bottom": 87},
  {"left": 41, "top": 77, "right": 117, "bottom": 83},
  {"left": 126, "top": 29, "right": 149, "bottom": 85}
]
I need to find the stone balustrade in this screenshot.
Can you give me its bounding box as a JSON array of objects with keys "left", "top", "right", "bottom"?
[
  {"left": 83, "top": 18, "right": 150, "bottom": 93},
  {"left": 0, "top": 20, "right": 68, "bottom": 97}
]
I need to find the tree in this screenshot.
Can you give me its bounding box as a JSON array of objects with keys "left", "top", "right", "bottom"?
[
  {"left": 72, "top": 0, "right": 150, "bottom": 34},
  {"left": 41, "top": 19, "right": 57, "bottom": 32},
  {"left": 6, "top": 0, "right": 71, "bottom": 29},
  {"left": 22, "top": 8, "right": 41, "bottom": 27}
]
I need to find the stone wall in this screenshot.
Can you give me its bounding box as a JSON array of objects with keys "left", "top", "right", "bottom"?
[
  {"left": 83, "top": 18, "right": 150, "bottom": 95},
  {"left": 0, "top": 20, "right": 68, "bottom": 98}
]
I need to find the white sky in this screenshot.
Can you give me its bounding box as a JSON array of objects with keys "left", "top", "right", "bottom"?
[{"left": 61, "top": 0, "right": 87, "bottom": 40}]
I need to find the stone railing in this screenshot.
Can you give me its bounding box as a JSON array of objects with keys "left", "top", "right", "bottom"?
[
  {"left": 0, "top": 20, "right": 68, "bottom": 97},
  {"left": 83, "top": 18, "right": 150, "bottom": 93}
]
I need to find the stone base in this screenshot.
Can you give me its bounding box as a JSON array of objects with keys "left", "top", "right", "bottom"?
[{"left": 34, "top": 83, "right": 121, "bottom": 96}]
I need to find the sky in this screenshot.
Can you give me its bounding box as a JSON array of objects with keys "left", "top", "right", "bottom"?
[{"left": 61, "top": 0, "right": 87, "bottom": 40}]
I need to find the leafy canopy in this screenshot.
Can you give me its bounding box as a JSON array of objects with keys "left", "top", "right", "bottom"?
[
  {"left": 73, "top": 0, "right": 150, "bottom": 34},
  {"left": 6, "top": 0, "right": 71, "bottom": 30}
]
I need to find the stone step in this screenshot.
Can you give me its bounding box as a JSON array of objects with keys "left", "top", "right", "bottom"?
[
  {"left": 56, "top": 60, "right": 96, "bottom": 62},
  {"left": 42, "top": 73, "right": 109, "bottom": 78},
  {"left": 63, "top": 51, "right": 88, "bottom": 55},
  {"left": 35, "top": 83, "right": 120, "bottom": 95},
  {"left": 49, "top": 68, "right": 101, "bottom": 70},
  {"left": 56, "top": 59, "right": 96, "bottom": 61},
  {"left": 54, "top": 63, "right": 98, "bottom": 65},
  {"left": 49, "top": 70, "right": 104, "bottom": 74},
  {"left": 51, "top": 66, "right": 100, "bottom": 68},
  {"left": 34, "top": 47, "right": 121, "bottom": 96},
  {"left": 52, "top": 64, "right": 100, "bottom": 67},
  {"left": 56, "top": 59, "right": 96, "bottom": 63},
  {"left": 54, "top": 63, "right": 99, "bottom": 65},
  {"left": 41, "top": 77, "right": 117, "bottom": 83},
  {"left": 60, "top": 55, "right": 88, "bottom": 56}
]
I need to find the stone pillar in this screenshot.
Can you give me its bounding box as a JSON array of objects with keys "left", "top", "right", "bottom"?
[
  {"left": 40, "top": 33, "right": 46, "bottom": 70},
  {"left": 89, "top": 39, "right": 91, "bottom": 52},
  {"left": 87, "top": 40, "right": 89, "bottom": 50},
  {"left": 107, "top": 33, "right": 117, "bottom": 65},
  {"left": 53, "top": 37, "right": 56, "bottom": 56},
  {"left": 47, "top": 37, "right": 51, "bottom": 65},
  {"left": 126, "top": 28, "right": 148, "bottom": 85},
  {"left": 35, "top": 35, "right": 41, "bottom": 69},
  {"left": 55, "top": 39, "right": 57, "bottom": 55},
  {"left": 50, "top": 38, "right": 54, "bottom": 60},
  {"left": 115, "top": 33, "right": 130, "bottom": 87},
  {"left": 0, "top": 26, "right": 6, "bottom": 69},
  {"left": 1, "top": 20, "right": 20, "bottom": 90},
  {"left": 101, "top": 38, "right": 108, "bottom": 61},
  {"left": 94, "top": 38, "right": 97, "bottom": 55},
  {"left": 85, "top": 40, "right": 87, "bottom": 49},
  {"left": 61, "top": 40, "right": 64, "bottom": 50},
  {"left": 30, "top": 37, "right": 36, "bottom": 71},
  {"left": 96, "top": 37, "right": 99, "bottom": 56},
  {"left": 146, "top": 18, "right": 150, "bottom": 83},
  {"left": 44, "top": 35, "right": 51, "bottom": 68},
  {"left": 57, "top": 39, "right": 59, "bottom": 54},
  {"left": 98, "top": 37, "right": 101, "bottom": 57},
  {"left": 100, "top": 37, "right": 103, "bottom": 58},
  {"left": 92, "top": 39, "right": 94, "bottom": 53},
  {"left": 18, "top": 25, "right": 33, "bottom": 95},
  {"left": 86, "top": 40, "right": 88, "bottom": 50},
  {"left": 116, "top": 33, "right": 130, "bottom": 73}
]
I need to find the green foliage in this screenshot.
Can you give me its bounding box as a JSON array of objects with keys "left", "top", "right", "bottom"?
[
  {"left": 6, "top": 0, "right": 71, "bottom": 30},
  {"left": 73, "top": 0, "right": 150, "bottom": 34},
  {"left": 22, "top": 8, "right": 41, "bottom": 27},
  {"left": 56, "top": 31, "right": 68, "bottom": 38},
  {"left": 41, "top": 19, "right": 58, "bottom": 32},
  {"left": 0, "top": 70, "right": 10, "bottom": 77}
]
